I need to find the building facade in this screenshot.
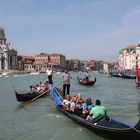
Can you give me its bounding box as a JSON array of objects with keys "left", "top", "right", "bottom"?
[
  {"left": 49, "top": 53, "right": 66, "bottom": 70},
  {"left": 18, "top": 55, "right": 35, "bottom": 72},
  {"left": 0, "top": 26, "right": 17, "bottom": 72},
  {"left": 119, "top": 44, "right": 140, "bottom": 71},
  {"left": 34, "top": 53, "right": 66, "bottom": 71},
  {"left": 34, "top": 53, "right": 49, "bottom": 71}
]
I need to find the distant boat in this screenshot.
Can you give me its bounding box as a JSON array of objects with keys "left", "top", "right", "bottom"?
[
  {"left": 109, "top": 72, "right": 122, "bottom": 78},
  {"left": 121, "top": 73, "right": 136, "bottom": 79},
  {"left": 55, "top": 72, "right": 61, "bottom": 75},
  {"left": 13, "top": 75, "right": 19, "bottom": 78},
  {"left": 30, "top": 71, "right": 40, "bottom": 75},
  {"left": 77, "top": 76, "right": 96, "bottom": 86},
  {"left": 1, "top": 72, "right": 12, "bottom": 77}
]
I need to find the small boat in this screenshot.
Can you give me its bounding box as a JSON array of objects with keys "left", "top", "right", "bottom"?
[
  {"left": 109, "top": 72, "right": 135, "bottom": 79},
  {"left": 109, "top": 72, "right": 122, "bottom": 78},
  {"left": 121, "top": 73, "right": 136, "bottom": 79},
  {"left": 30, "top": 71, "right": 40, "bottom": 75},
  {"left": 77, "top": 76, "right": 96, "bottom": 86},
  {"left": 49, "top": 85, "right": 140, "bottom": 140},
  {"left": 1, "top": 72, "right": 11, "bottom": 77},
  {"left": 14, "top": 84, "right": 48, "bottom": 102}
]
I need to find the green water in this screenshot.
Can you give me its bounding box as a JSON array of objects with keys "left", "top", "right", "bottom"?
[{"left": 0, "top": 72, "right": 140, "bottom": 140}]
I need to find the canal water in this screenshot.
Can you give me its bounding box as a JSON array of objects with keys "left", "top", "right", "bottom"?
[{"left": 0, "top": 72, "right": 140, "bottom": 140}]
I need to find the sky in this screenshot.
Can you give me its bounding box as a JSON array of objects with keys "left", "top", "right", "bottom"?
[{"left": 0, "top": 0, "right": 140, "bottom": 61}]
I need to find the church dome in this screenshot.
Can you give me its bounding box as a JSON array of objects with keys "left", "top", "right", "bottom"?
[{"left": 0, "top": 26, "right": 6, "bottom": 40}]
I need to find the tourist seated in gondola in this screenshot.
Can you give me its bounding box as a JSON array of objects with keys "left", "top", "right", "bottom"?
[
  {"left": 62, "top": 95, "right": 71, "bottom": 111},
  {"left": 39, "top": 81, "right": 48, "bottom": 90},
  {"left": 29, "top": 85, "right": 37, "bottom": 93},
  {"left": 69, "top": 94, "right": 86, "bottom": 116},
  {"left": 29, "top": 85, "right": 35, "bottom": 93},
  {"left": 74, "top": 101, "right": 83, "bottom": 116},
  {"left": 70, "top": 96, "right": 77, "bottom": 113},
  {"left": 82, "top": 98, "right": 93, "bottom": 112},
  {"left": 36, "top": 84, "right": 42, "bottom": 93},
  {"left": 75, "top": 93, "right": 83, "bottom": 103},
  {"left": 86, "top": 99, "right": 107, "bottom": 121},
  {"left": 87, "top": 98, "right": 94, "bottom": 111},
  {"left": 69, "top": 95, "right": 83, "bottom": 115}
]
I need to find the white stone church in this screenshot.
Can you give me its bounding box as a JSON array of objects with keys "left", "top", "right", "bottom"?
[{"left": 0, "top": 26, "right": 17, "bottom": 72}]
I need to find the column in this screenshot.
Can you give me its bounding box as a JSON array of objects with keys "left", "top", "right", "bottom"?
[
  {"left": 4, "top": 52, "right": 8, "bottom": 70},
  {"left": 0, "top": 54, "right": 2, "bottom": 70}
]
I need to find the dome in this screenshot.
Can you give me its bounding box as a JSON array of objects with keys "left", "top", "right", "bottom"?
[{"left": 0, "top": 26, "right": 6, "bottom": 40}]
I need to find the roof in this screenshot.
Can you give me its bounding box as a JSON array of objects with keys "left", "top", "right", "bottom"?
[
  {"left": 35, "top": 53, "right": 48, "bottom": 57},
  {"left": 127, "top": 44, "right": 137, "bottom": 49}
]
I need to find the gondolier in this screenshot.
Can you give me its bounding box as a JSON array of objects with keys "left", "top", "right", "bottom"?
[
  {"left": 46, "top": 67, "right": 53, "bottom": 84},
  {"left": 61, "top": 68, "right": 72, "bottom": 97},
  {"left": 85, "top": 71, "right": 91, "bottom": 81}
]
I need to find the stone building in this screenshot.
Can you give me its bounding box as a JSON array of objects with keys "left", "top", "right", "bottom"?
[
  {"left": 34, "top": 53, "right": 49, "bottom": 71},
  {"left": 0, "top": 26, "right": 17, "bottom": 72},
  {"left": 119, "top": 44, "right": 140, "bottom": 71},
  {"left": 83, "top": 60, "right": 96, "bottom": 71},
  {"left": 33, "top": 53, "right": 66, "bottom": 71},
  {"left": 49, "top": 53, "right": 66, "bottom": 70},
  {"left": 18, "top": 55, "right": 35, "bottom": 72}
]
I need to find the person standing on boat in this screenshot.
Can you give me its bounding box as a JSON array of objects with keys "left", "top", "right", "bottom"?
[
  {"left": 85, "top": 71, "right": 91, "bottom": 81},
  {"left": 46, "top": 67, "right": 53, "bottom": 84},
  {"left": 61, "top": 68, "right": 72, "bottom": 97}
]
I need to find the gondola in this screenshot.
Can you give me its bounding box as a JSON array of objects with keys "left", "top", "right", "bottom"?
[
  {"left": 109, "top": 72, "right": 123, "bottom": 78},
  {"left": 77, "top": 76, "right": 96, "bottom": 86},
  {"left": 14, "top": 84, "right": 48, "bottom": 102},
  {"left": 49, "top": 85, "right": 140, "bottom": 140},
  {"left": 121, "top": 73, "right": 136, "bottom": 79}
]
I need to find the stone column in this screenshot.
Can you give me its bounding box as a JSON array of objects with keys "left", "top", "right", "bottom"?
[
  {"left": 0, "top": 54, "right": 2, "bottom": 71},
  {"left": 15, "top": 55, "right": 18, "bottom": 69},
  {"left": 13, "top": 55, "right": 16, "bottom": 69},
  {"left": 4, "top": 52, "right": 8, "bottom": 70}
]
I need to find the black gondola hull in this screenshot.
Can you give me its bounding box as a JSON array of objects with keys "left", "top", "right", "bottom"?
[
  {"left": 58, "top": 107, "right": 140, "bottom": 140},
  {"left": 121, "top": 74, "right": 136, "bottom": 79},
  {"left": 49, "top": 86, "right": 140, "bottom": 140},
  {"left": 15, "top": 90, "right": 48, "bottom": 102}
]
